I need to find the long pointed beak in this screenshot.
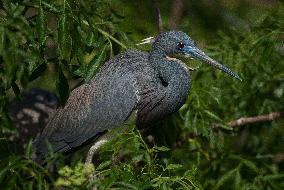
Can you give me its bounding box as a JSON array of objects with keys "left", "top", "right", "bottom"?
[{"left": 184, "top": 46, "right": 242, "bottom": 81}]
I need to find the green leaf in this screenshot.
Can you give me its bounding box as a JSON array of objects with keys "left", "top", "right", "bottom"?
[
  {"left": 0, "top": 156, "right": 21, "bottom": 183},
  {"left": 11, "top": 81, "right": 20, "bottom": 97},
  {"left": 29, "top": 62, "right": 47, "bottom": 81},
  {"left": 153, "top": 146, "right": 170, "bottom": 152},
  {"left": 204, "top": 110, "right": 223, "bottom": 122},
  {"left": 6, "top": 174, "right": 17, "bottom": 189},
  {"left": 97, "top": 28, "right": 126, "bottom": 49},
  {"left": 12, "top": 4, "right": 25, "bottom": 17},
  {"left": 240, "top": 159, "right": 259, "bottom": 173},
  {"left": 230, "top": 155, "right": 259, "bottom": 173},
  {"left": 56, "top": 64, "right": 69, "bottom": 104},
  {"left": 113, "top": 182, "right": 138, "bottom": 190},
  {"left": 73, "top": 66, "right": 87, "bottom": 78},
  {"left": 214, "top": 168, "right": 237, "bottom": 190},
  {"left": 58, "top": 0, "right": 69, "bottom": 60},
  {"left": 24, "top": 140, "right": 33, "bottom": 158},
  {"left": 166, "top": 164, "right": 183, "bottom": 170},
  {"left": 97, "top": 160, "right": 111, "bottom": 170},
  {"left": 86, "top": 32, "right": 95, "bottom": 47},
  {"left": 0, "top": 27, "right": 5, "bottom": 52},
  {"left": 218, "top": 123, "right": 233, "bottom": 131},
  {"left": 36, "top": 0, "right": 46, "bottom": 47},
  {"left": 85, "top": 45, "right": 107, "bottom": 82},
  {"left": 186, "top": 177, "right": 203, "bottom": 190},
  {"left": 42, "top": 1, "right": 60, "bottom": 13},
  {"left": 262, "top": 174, "right": 284, "bottom": 181},
  {"left": 234, "top": 169, "right": 242, "bottom": 190}
]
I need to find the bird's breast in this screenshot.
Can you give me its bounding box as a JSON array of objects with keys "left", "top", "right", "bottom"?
[{"left": 136, "top": 62, "right": 191, "bottom": 128}]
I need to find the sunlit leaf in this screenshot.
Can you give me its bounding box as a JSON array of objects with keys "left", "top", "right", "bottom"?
[
  {"left": 153, "top": 146, "right": 170, "bottom": 152},
  {"left": 85, "top": 44, "right": 107, "bottom": 82},
  {"left": 166, "top": 164, "right": 183, "bottom": 170}
]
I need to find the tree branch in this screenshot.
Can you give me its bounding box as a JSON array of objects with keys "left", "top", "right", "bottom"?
[
  {"left": 169, "top": 0, "right": 185, "bottom": 30},
  {"left": 175, "top": 112, "right": 284, "bottom": 149},
  {"left": 228, "top": 112, "right": 284, "bottom": 128},
  {"left": 151, "top": 0, "right": 163, "bottom": 33}
]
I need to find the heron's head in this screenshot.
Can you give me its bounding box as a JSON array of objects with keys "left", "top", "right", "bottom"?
[{"left": 151, "top": 31, "right": 241, "bottom": 80}]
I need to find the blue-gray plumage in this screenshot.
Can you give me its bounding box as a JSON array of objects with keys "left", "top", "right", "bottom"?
[{"left": 35, "top": 31, "right": 240, "bottom": 159}]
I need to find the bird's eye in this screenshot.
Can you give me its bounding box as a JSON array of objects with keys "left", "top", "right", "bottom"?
[{"left": 177, "top": 42, "right": 185, "bottom": 50}]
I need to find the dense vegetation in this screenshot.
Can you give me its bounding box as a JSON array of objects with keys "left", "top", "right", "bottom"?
[{"left": 0, "top": 0, "right": 283, "bottom": 189}]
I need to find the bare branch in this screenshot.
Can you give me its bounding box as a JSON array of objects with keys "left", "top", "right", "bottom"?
[
  {"left": 169, "top": 0, "right": 185, "bottom": 30},
  {"left": 228, "top": 112, "right": 284, "bottom": 128},
  {"left": 151, "top": 0, "right": 163, "bottom": 33},
  {"left": 273, "top": 153, "right": 284, "bottom": 165}
]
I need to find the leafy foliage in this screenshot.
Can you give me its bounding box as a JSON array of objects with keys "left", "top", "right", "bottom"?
[
  {"left": 0, "top": 0, "right": 283, "bottom": 189},
  {"left": 55, "top": 128, "right": 202, "bottom": 190}
]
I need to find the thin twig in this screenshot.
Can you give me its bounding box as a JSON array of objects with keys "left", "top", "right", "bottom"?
[
  {"left": 228, "top": 112, "right": 284, "bottom": 128},
  {"left": 169, "top": 0, "right": 185, "bottom": 30},
  {"left": 151, "top": 0, "right": 163, "bottom": 33}
]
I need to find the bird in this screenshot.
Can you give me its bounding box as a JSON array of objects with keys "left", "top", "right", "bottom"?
[{"left": 34, "top": 31, "right": 241, "bottom": 162}]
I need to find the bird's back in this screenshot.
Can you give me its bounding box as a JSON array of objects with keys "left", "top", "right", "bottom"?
[{"left": 35, "top": 49, "right": 152, "bottom": 157}]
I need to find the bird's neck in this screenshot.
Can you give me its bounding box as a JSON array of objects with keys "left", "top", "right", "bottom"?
[
  {"left": 137, "top": 49, "right": 191, "bottom": 127},
  {"left": 149, "top": 50, "right": 190, "bottom": 82},
  {"left": 150, "top": 49, "right": 191, "bottom": 111}
]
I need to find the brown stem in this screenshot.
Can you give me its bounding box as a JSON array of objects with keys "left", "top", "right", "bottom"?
[
  {"left": 151, "top": 0, "right": 163, "bottom": 33},
  {"left": 169, "top": 0, "right": 185, "bottom": 30},
  {"left": 228, "top": 112, "right": 284, "bottom": 128}
]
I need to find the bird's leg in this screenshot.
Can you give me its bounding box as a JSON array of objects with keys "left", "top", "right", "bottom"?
[
  {"left": 84, "top": 111, "right": 137, "bottom": 190},
  {"left": 85, "top": 138, "right": 109, "bottom": 164},
  {"left": 85, "top": 110, "right": 137, "bottom": 165}
]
